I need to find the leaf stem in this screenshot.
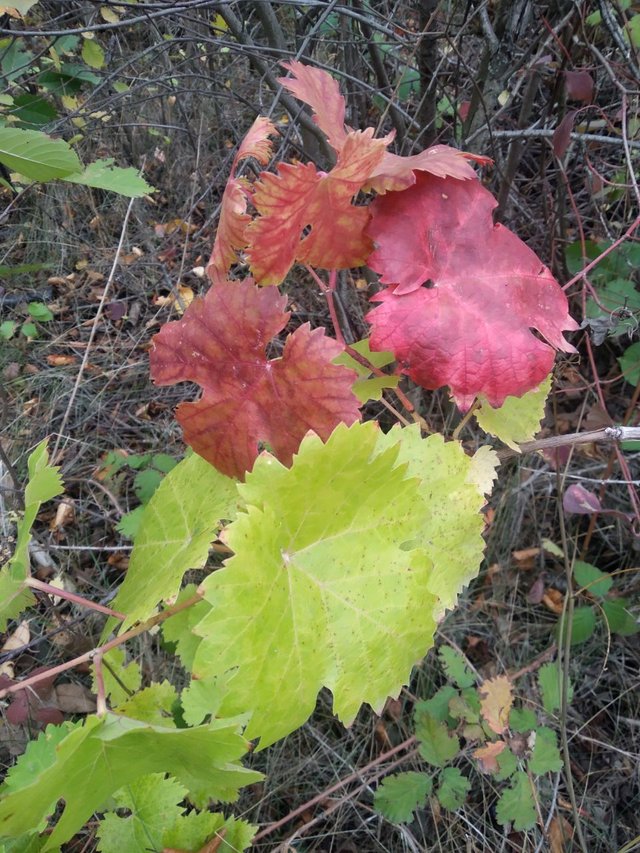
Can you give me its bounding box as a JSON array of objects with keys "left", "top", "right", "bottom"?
[
  {"left": 26, "top": 577, "right": 126, "bottom": 621},
  {"left": 0, "top": 592, "right": 203, "bottom": 700}
]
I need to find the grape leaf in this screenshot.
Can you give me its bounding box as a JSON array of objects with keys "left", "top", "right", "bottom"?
[
  {"left": 1, "top": 439, "right": 63, "bottom": 630},
  {"left": 162, "top": 811, "right": 256, "bottom": 852},
  {"left": 415, "top": 713, "right": 460, "bottom": 767},
  {"left": 366, "top": 174, "right": 578, "bottom": 409},
  {"left": 150, "top": 279, "right": 360, "bottom": 480},
  {"left": 206, "top": 116, "right": 276, "bottom": 285},
  {"left": 528, "top": 726, "right": 562, "bottom": 775},
  {"left": 91, "top": 647, "right": 141, "bottom": 706},
  {"left": 278, "top": 60, "right": 489, "bottom": 193},
  {"left": 0, "top": 713, "right": 261, "bottom": 849},
  {"left": 97, "top": 773, "right": 186, "bottom": 852},
  {"left": 373, "top": 772, "right": 432, "bottom": 823},
  {"left": 496, "top": 771, "right": 537, "bottom": 830},
  {"left": 438, "top": 646, "right": 475, "bottom": 688},
  {"left": 436, "top": 767, "right": 470, "bottom": 811},
  {"left": 475, "top": 374, "right": 552, "bottom": 450},
  {"left": 334, "top": 338, "right": 399, "bottom": 403},
  {"left": 375, "top": 427, "right": 497, "bottom": 614},
  {"left": 191, "top": 422, "right": 438, "bottom": 747},
  {"left": 161, "top": 585, "right": 210, "bottom": 671},
  {"left": 113, "top": 681, "right": 178, "bottom": 725},
  {"left": 109, "top": 453, "right": 238, "bottom": 632},
  {"left": 538, "top": 662, "right": 573, "bottom": 715},
  {"left": 479, "top": 675, "right": 513, "bottom": 735},
  {"left": 246, "top": 130, "right": 387, "bottom": 284}
]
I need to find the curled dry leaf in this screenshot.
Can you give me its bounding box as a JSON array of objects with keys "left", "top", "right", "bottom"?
[
  {"left": 479, "top": 675, "right": 513, "bottom": 735},
  {"left": 474, "top": 739, "right": 507, "bottom": 773}
]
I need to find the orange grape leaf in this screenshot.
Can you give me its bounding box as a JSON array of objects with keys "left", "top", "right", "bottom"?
[
  {"left": 278, "top": 60, "right": 488, "bottom": 192},
  {"left": 479, "top": 676, "right": 513, "bottom": 735},
  {"left": 246, "top": 130, "right": 386, "bottom": 284},
  {"left": 473, "top": 739, "right": 507, "bottom": 773},
  {"left": 149, "top": 280, "right": 360, "bottom": 479},
  {"left": 206, "top": 116, "right": 276, "bottom": 284}
]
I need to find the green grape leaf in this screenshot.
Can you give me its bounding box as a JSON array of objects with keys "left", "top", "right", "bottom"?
[
  {"left": 162, "top": 812, "right": 256, "bottom": 851},
  {"left": 63, "top": 159, "right": 154, "bottom": 198},
  {"left": 160, "top": 585, "right": 211, "bottom": 673},
  {"left": 619, "top": 342, "right": 640, "bottom": 386},
  {"left": 180, "top": 675, "right": 226, "bottom": 727},
  {"left": 602, "top": 598, "right": 639, "bottom": 636},
  {"left": 0, "top": 127, "right": 81, "bottom": 181},
  {"left": 3, "top": 722, "right": 80, "bottom": 795},
  {"left": 438, "top": 646, "right": 475, "bottom": 689},
  {"left": 110, "top": 453, "right": 238, "bottom": 633},
  {"left": 475, "top": 374, "right": 551, "bottom": 451},
  {"left": 334, "top": 338, "right": 398, "bottom": 403},
  {"left": 0, "top": 713, "right": 261, "bottom": 849},
  {"left": 573, "top": 561, "right": 613, "bottom": 597},
  {"left": 510, "top": 707, "right": 538, "bottom": 733},
  {"left": 1, "top": 439, "right": 63, "bottom": 630},
  {"left": 415, "top": 713, "right": 460, "bottom": 767},
  {"left": 538, "top": 662, "right": 573, "bottom": 715},
  {"left": 496, "top": 771, "right": 537, "bottom": 830},
  {"left": 193, "top": 422, "right": 438, "bottom": 747},
  {"left": 97, "top": 773, "right": 186, "bottom": 853},
  {"left": 436, "top": 767, "right": 470, "bottom": 811},
  {"left": 376, "top": 426, "right": 498, "bottom": 614},
  {"left": 373, "top": 772, "right": 432, "bottom": 823},
  {"left": 528, "top": 726, "right": 562, "bottom": 775},
  {"left": 494, "top": 746, "right": 519, "bottom": 781},
  {"left": 417, "top": 686, "right": 458, "bottom": 723},
  {"left": 113, "top": 681, "right": 178, "bottom": 725},
  {"left": 92, "top": 647, "right": 141, "bottom": 706},
  {"left": 556, "top": 606, "right": 596, "bottom": 646}
]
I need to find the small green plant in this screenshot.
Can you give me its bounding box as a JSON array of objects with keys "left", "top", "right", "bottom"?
[
  {"left": 98, "top": 450, "right": 178, "bottom": 539},
  {"left": 0, "top": 301, "right": 54, "bottom": 341},
  {"left": 373, "top": 647, "right": 567, "bottom": 831},
  {"left": 557, "top": 560, "right": 640, "bottom": 646}
]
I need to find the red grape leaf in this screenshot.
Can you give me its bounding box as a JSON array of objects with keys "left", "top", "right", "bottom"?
[
  {"left": 366, "top": 173, "right": 578, "bottom": 409},
  {"left": 246, "top": 130, "right": 386, "bottom": 284},
  {"left": 206, "top": 116, "right": 276, "bottom": 285},
  {"left": 279, "top": 60, "right": 490, "bottom": 193},
  {"left": 150, "top": 280, "right": 360, "bottom": 479}
]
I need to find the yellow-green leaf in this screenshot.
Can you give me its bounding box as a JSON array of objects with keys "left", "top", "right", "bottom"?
[{"left": 475, "top": 374, "right": 552, "bottom": 451}]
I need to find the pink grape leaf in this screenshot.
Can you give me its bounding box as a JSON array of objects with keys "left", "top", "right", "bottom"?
[
  {"left": 366, "top": 173, "right": 578, "bottom": 409},
  {"left": 150, "top": 280, "right": 360, "bottom": 479},
  {"left": 206, "top": 116, "right": 276, "bottom": 284},
  {"left": 246, "top": 130, "right": 387, "bottom": 284},
  {"left": 278, "top": 60, "right": 490, "bottom": 193},
  {"left": 564, "top": 70, "right": 594, "bottom": 103}
]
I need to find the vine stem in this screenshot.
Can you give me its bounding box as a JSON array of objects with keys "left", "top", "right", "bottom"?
[
  {"left": 0, "top": 592, "right": 203, "bottom": 700},
  {"left": 562, "top": 214, "right": 640, "bottom": 292},
  {"left": 25, "top": 577, "right": 126, "bottom": 621},
  {"left": 253, "top": 735, "right": 417, "bottom": 842},
  {"left": 496, "top": 426, "right": 640, "bottom": 462}
]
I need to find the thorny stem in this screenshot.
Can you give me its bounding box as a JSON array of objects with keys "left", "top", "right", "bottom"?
[
  {"left": 0, "top": 592, "right": 203, "bottom": 700},
  {"left": 26, "top": 577, "right": 126, "bottom": 621}
]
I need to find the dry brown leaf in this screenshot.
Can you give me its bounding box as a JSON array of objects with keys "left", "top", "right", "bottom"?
[
  {"left": 542, "top": 588, "right": 565, "bottom": 615},
  {"left": 549, "top": 816, "right": 574, "bottom": 852},
  {"left": 0, "top": 621, "right": 30, "bottom": 678},
  {"left": 473, "top": 739, "right": 506, "bottom": 773},
  {"left": 512, "top": 547, "right": 540, "bottom": 570},
  {"left": 50, "top": 498, "right": 75, "bottom": 530},
  {"left": 480, "top": 675, "right": 513, "bottom": 734},
  {"left": 52, "top": 683, "right": 96, "bottom": 714},
  {"left": 46, "top": 355, "right": 78, "bottom": 367}
]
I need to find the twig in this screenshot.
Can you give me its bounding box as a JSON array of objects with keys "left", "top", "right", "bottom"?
[
  {"left": 0, "top": 591, "right": 203, "bottom": 700},
  {"left": 51, "top": 197, "right": 136, "bottom": 465},
  {"left": 25, "top": 577, "right": 126, "bottom": 621},
  {"left": 496, "top": 426, "right": 640, "bottom": 461},
  {"left": 490, "top": 127, "right": 640, "bottom": 150}
]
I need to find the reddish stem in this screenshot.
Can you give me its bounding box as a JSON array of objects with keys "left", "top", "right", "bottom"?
[
  {"left": 26, "top": 577, "right": 126, "bottom": 621},
  {"left": 563, "top": 214, "right": 640, "bottom": 292},
  {"left": 93, "top": 652, "right": 107, "bottom": 716},
  {"left": 305, "top": 265, "right": 345, "bottom": 346},
  {"left": 0, "top": 592, "right": 203, "bottom": 700}
]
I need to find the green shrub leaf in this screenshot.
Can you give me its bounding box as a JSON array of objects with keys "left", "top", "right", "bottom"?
[
  {"left": 496, "top": 771, "right": 537, "bottom": 830},
  {"left": 373, "top": 772, "right": 432, "bottom": 823},
  {"left": 0, "top": 127, "right": 81, "bottom": 181}
]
